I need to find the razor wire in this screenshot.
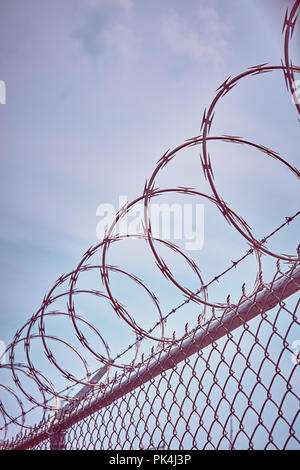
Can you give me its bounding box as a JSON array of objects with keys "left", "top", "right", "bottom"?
[{"left": 0, "top": 0, "right": 299, "bottom": 449}]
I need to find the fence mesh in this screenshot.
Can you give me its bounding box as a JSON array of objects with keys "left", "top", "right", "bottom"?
[{"left": 4, "top": 263, "right": 299, "bottom": 451}]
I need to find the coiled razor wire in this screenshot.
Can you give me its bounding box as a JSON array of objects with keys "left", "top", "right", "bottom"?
[{"left": 0, "top": 0, "right": 299, "bottom": 442}]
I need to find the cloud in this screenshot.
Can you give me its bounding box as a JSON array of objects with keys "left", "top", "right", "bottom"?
[
  {"left": 72, "top": 0, "right": 135, "bottom": 60},
  {"left": 83, "top": 0, "right": 132, "bottom": 10},
  {"left": 102, "top": 23, "right": 138, "bottom": 71},
  {"left": 161, "top": 6, "right": 232, "bottom": 65},
  {"left": 72, "top": 12, "right": 108, "bottom": 56},
  {"left": 197, "top": 5, "right": 231, "bottom": 37}
]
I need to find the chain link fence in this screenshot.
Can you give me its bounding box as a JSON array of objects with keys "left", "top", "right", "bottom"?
[{"left": 3, "top": 263, "right": 299, "bottom": 450}]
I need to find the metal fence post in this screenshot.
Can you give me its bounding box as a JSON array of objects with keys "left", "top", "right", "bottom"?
[{"left": 49, "top": 429, "right": 66, "bottom": 450}]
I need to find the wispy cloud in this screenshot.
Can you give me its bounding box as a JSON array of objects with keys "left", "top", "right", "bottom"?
[
  {"left": 83, "top": 0, "right": 132, "bottom": 10},
  {"left": 161, "top": 5, "right": 232, "bottom": 65},
  {"left": 102, "top": 23, "right": 138, "bottom": 71},
  {"left": 72, "top": 0, "right": 136, "bottom": 68}
]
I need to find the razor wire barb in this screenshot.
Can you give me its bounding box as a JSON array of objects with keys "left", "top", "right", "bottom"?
[{"left": 0, "top": 0, "right": 299, "bottom": 450}]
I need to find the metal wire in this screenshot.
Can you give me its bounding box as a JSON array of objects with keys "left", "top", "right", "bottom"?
[
  {"left": 3, "top": 263, "right": 300, "bottom": 450},
  {"left": 0, "top": 0, "right": 299, "bottom": 451}
]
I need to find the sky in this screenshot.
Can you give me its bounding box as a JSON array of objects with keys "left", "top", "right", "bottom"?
[{"left": 0, "top": 0, "right": 299, "bottom": 446}]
